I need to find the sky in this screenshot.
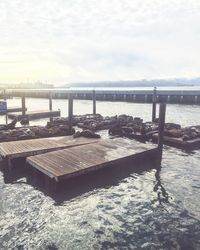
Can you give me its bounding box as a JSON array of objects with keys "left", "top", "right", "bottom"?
[{"left": 0, "top": 0, "right": 200, "bottom": 85}]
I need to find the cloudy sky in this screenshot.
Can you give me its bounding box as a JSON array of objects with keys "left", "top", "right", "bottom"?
[{"left": 0, "top": 0, "right": 200, "bottom": 84}]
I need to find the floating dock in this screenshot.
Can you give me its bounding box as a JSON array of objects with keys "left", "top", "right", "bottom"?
[
  {"left": 27, "top": 139, "right": 158, "bottom": 183},
  {"left": 0, "top": 106, "right": 28, "bottom": 115},
  {"left": 152, "top": 134, "right": 200, "bottom": 150},
  {"left": 8, "top": 110, "right": 60, "bottom": 120},
  {"left": 0, "top": 136, "right": 98, "bottom": 169}
]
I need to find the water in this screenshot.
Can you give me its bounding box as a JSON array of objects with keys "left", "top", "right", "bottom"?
[{"left": 0, "top": 98, "right": 200, "bottom": 250}]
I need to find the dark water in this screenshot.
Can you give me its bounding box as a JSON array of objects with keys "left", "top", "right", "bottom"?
[{"left": 0, "top": 98, "right": 200, "bottom": 249}]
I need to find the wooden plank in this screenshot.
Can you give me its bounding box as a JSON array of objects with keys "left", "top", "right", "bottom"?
[
  {"left": 0, "top": 136, "right": 99, "bottom": 160},
  {"left": 27, "top": 139, "right": 157, "bottom": 182},
  {"left": 8, "top": 110, "right": 60, "bottom": 120}
]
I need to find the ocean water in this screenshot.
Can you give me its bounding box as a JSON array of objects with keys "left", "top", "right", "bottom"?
[{"left": 0, "top": 98, "right": 200, "bottom": 250}]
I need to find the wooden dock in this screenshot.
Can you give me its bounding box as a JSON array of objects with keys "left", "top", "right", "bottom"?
[
  {"left": 0, "top": 136, "right": 98, "bottom": 169},
  {"left": 27, "top": 139, "right": 158, "bottom": 182},
  {"left": 0, "top": 106, "right": 28, "bottom": 115},
  {"left": 152, "top": 134, "right": 200, "bottom": 150},
  {"left": 8, "top": 110, "right": 60, "bottom": 120}
]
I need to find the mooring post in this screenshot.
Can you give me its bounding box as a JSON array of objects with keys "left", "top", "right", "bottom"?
[
  {"left": 152, "top": 87, "right": 157, "bottom": 122},
  {"left": 92, "top": 90, "right": 96, "bottom": 115},
  {"left": 158, "top": 102, "right": 166, "bottom": 161},
  {"left": 68, "top": 93, "right": 73, "bottom": 133},
  {"left": 21, "top": 94, "right": 26, "bottom": 116}
]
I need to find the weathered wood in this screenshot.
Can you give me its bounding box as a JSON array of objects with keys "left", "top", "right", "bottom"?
[
  {"left": 68, "top": 94, "right": 73, "bottom": 133},
  {"left": 0, "top": 136, "right": 99, "bottom": 165},
  {"left": 27, "top": 139, "right": 158, "bottom": 182},
  {"left": 152, "top": 87, "right": 157, "bottom": 122},
  {"left": 158, "top": 103, "right": 166, "bottom": 159},
  {"left": 49, "top": 93, "right": 52, "bottom": 111},
  {"left": 8, "top": 110, "right": 60, "bottom": 120},
  {"left": 92, "top": 90, "right": 96, "bottom": 115},
  {"left": 21, "top": 95, "right": 26, "bottom": 116}
]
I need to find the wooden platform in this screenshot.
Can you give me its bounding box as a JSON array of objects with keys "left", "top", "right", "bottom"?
[
  {"left": 8, "top": 110, "right": 60, "bottom": 120},
  {"left": 27, "top": 139, "right": 158, "bottom": 182},
  {"left": 152, "top": 134, "right": 200, "bottom": 150},
  {"left": 0, "top": 136, "right": 98, "bottom": 169},
  {"left": 0, "top": 107, "right": 27, "bottom": 115}
]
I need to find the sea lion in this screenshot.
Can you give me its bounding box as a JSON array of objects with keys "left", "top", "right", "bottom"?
[
  {"left": 73, "top": 130, "right": 100, "bottom": 138},
  {"left": 20, "top": 117, "right": 29, "bottom": 125}
]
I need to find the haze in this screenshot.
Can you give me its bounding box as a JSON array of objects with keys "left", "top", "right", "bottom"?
[{"left": 0, "top": 0, "right": 200, "bottom": 85}]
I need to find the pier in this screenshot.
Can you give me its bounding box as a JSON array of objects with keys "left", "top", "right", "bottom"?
[
  {"left": 0, "top": 99, "right": 167, "bottom": 190},
  {"left": 5, "top": 88, "right": 200, "bottom": 104}
]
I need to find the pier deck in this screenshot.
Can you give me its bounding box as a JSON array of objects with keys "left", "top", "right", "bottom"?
[
  {"left": 0, "top": 136, "right": 98, "bottom": 169},
  {"left": 27, "top": 139, "right": 158, "bottom": 182},
  {"left": 8, "top": 110, "right": 60, "bottom": 120}
]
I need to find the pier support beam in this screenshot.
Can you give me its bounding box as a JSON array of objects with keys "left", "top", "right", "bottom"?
[
  {"left": 68, "top": 93, "right": 73, "bottom": 133},
  {"left": 21, "top": 95, "right": 26, "bottom": 116},
  {"left": 49, "top": 92, "right": 52, "bottom": 111},
  {"left": 195, "top": 96, "right": 198, "bottom": 104},
  {"left": 92, "top": 90, "right": 96, "bottom": 115},
  {"left": 152, "top": 87, "right": 157, "bottom": 122},
  {"left": 49, "top": 92, "right": 53, "bottom": 122},
  {"left": 158, "top": 103, "right": 166, "bottom": 162}
]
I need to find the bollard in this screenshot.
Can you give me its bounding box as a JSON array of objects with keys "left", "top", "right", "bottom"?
[
  {"left": 158, "top": 103, "right": 166, "bottom": 161},
  {"left": 68, "top": 93, "right": 73, "bottom": 133},
  {"left": 92, "top": 90, "right": 96, "bottom": 115},
  {"left": 152, "top": 87, "right": 157, "bottom": 122}
]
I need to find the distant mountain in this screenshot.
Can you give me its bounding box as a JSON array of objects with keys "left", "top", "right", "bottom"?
[{"left": 65, "top": 78, "right": 200, "bottom": 88}]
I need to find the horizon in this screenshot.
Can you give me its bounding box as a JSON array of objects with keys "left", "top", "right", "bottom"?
[{"left": 1, "top": 1, "right": 200, "bottom": 84}]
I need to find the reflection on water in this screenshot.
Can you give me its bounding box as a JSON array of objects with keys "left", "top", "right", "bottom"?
[
  {"left": 0, "top": 99, "right": 200, "bottom": 249},
  {"left": 153, "top": 169, "right": 171, "bottom": 205}
]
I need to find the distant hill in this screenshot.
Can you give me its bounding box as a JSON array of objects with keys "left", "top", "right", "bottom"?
[{"left": 66, "top": 78, "right": 200, "bottom": 88}]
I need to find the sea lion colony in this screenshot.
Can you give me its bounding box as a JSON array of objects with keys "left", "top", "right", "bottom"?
[{"left": 1, "top": 114, "right": 200, "bottom": 142}]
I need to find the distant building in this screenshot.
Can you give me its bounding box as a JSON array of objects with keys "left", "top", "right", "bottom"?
[{"left": 0, "top": 81, "right": 54, "bottom": 89}]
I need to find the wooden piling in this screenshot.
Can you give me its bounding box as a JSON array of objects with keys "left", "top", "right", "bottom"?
[
  {"left": 21, "top": 95, "right": 26, "bottom": 116},
  {"left": 152, "top": 87, "right": 157, "bottom": 122},
  {"left": 68, "top": 93, "right": 73, "bottom": 133},
  {"left": 92, "top": 90, "right": 96, "bottom": 115},
  {"left": 158, "top": 103, "right": 166, "bottom": 161},
  {"left": 49, "top": 92, "right": 52, "bottom": 111},
  {"left": 3, "top": 89, "right": 6, "bottom": 100},
  {"left": 3, "top": 90, "right": 8, "bottom": 124},
  {"left": 49, "top": 92, "right": 53, "bottom": 122}
]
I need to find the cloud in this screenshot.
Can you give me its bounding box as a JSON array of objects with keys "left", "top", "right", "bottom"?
[{"left": 0, "top": 0, "right": 200, "bottom": 84}]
